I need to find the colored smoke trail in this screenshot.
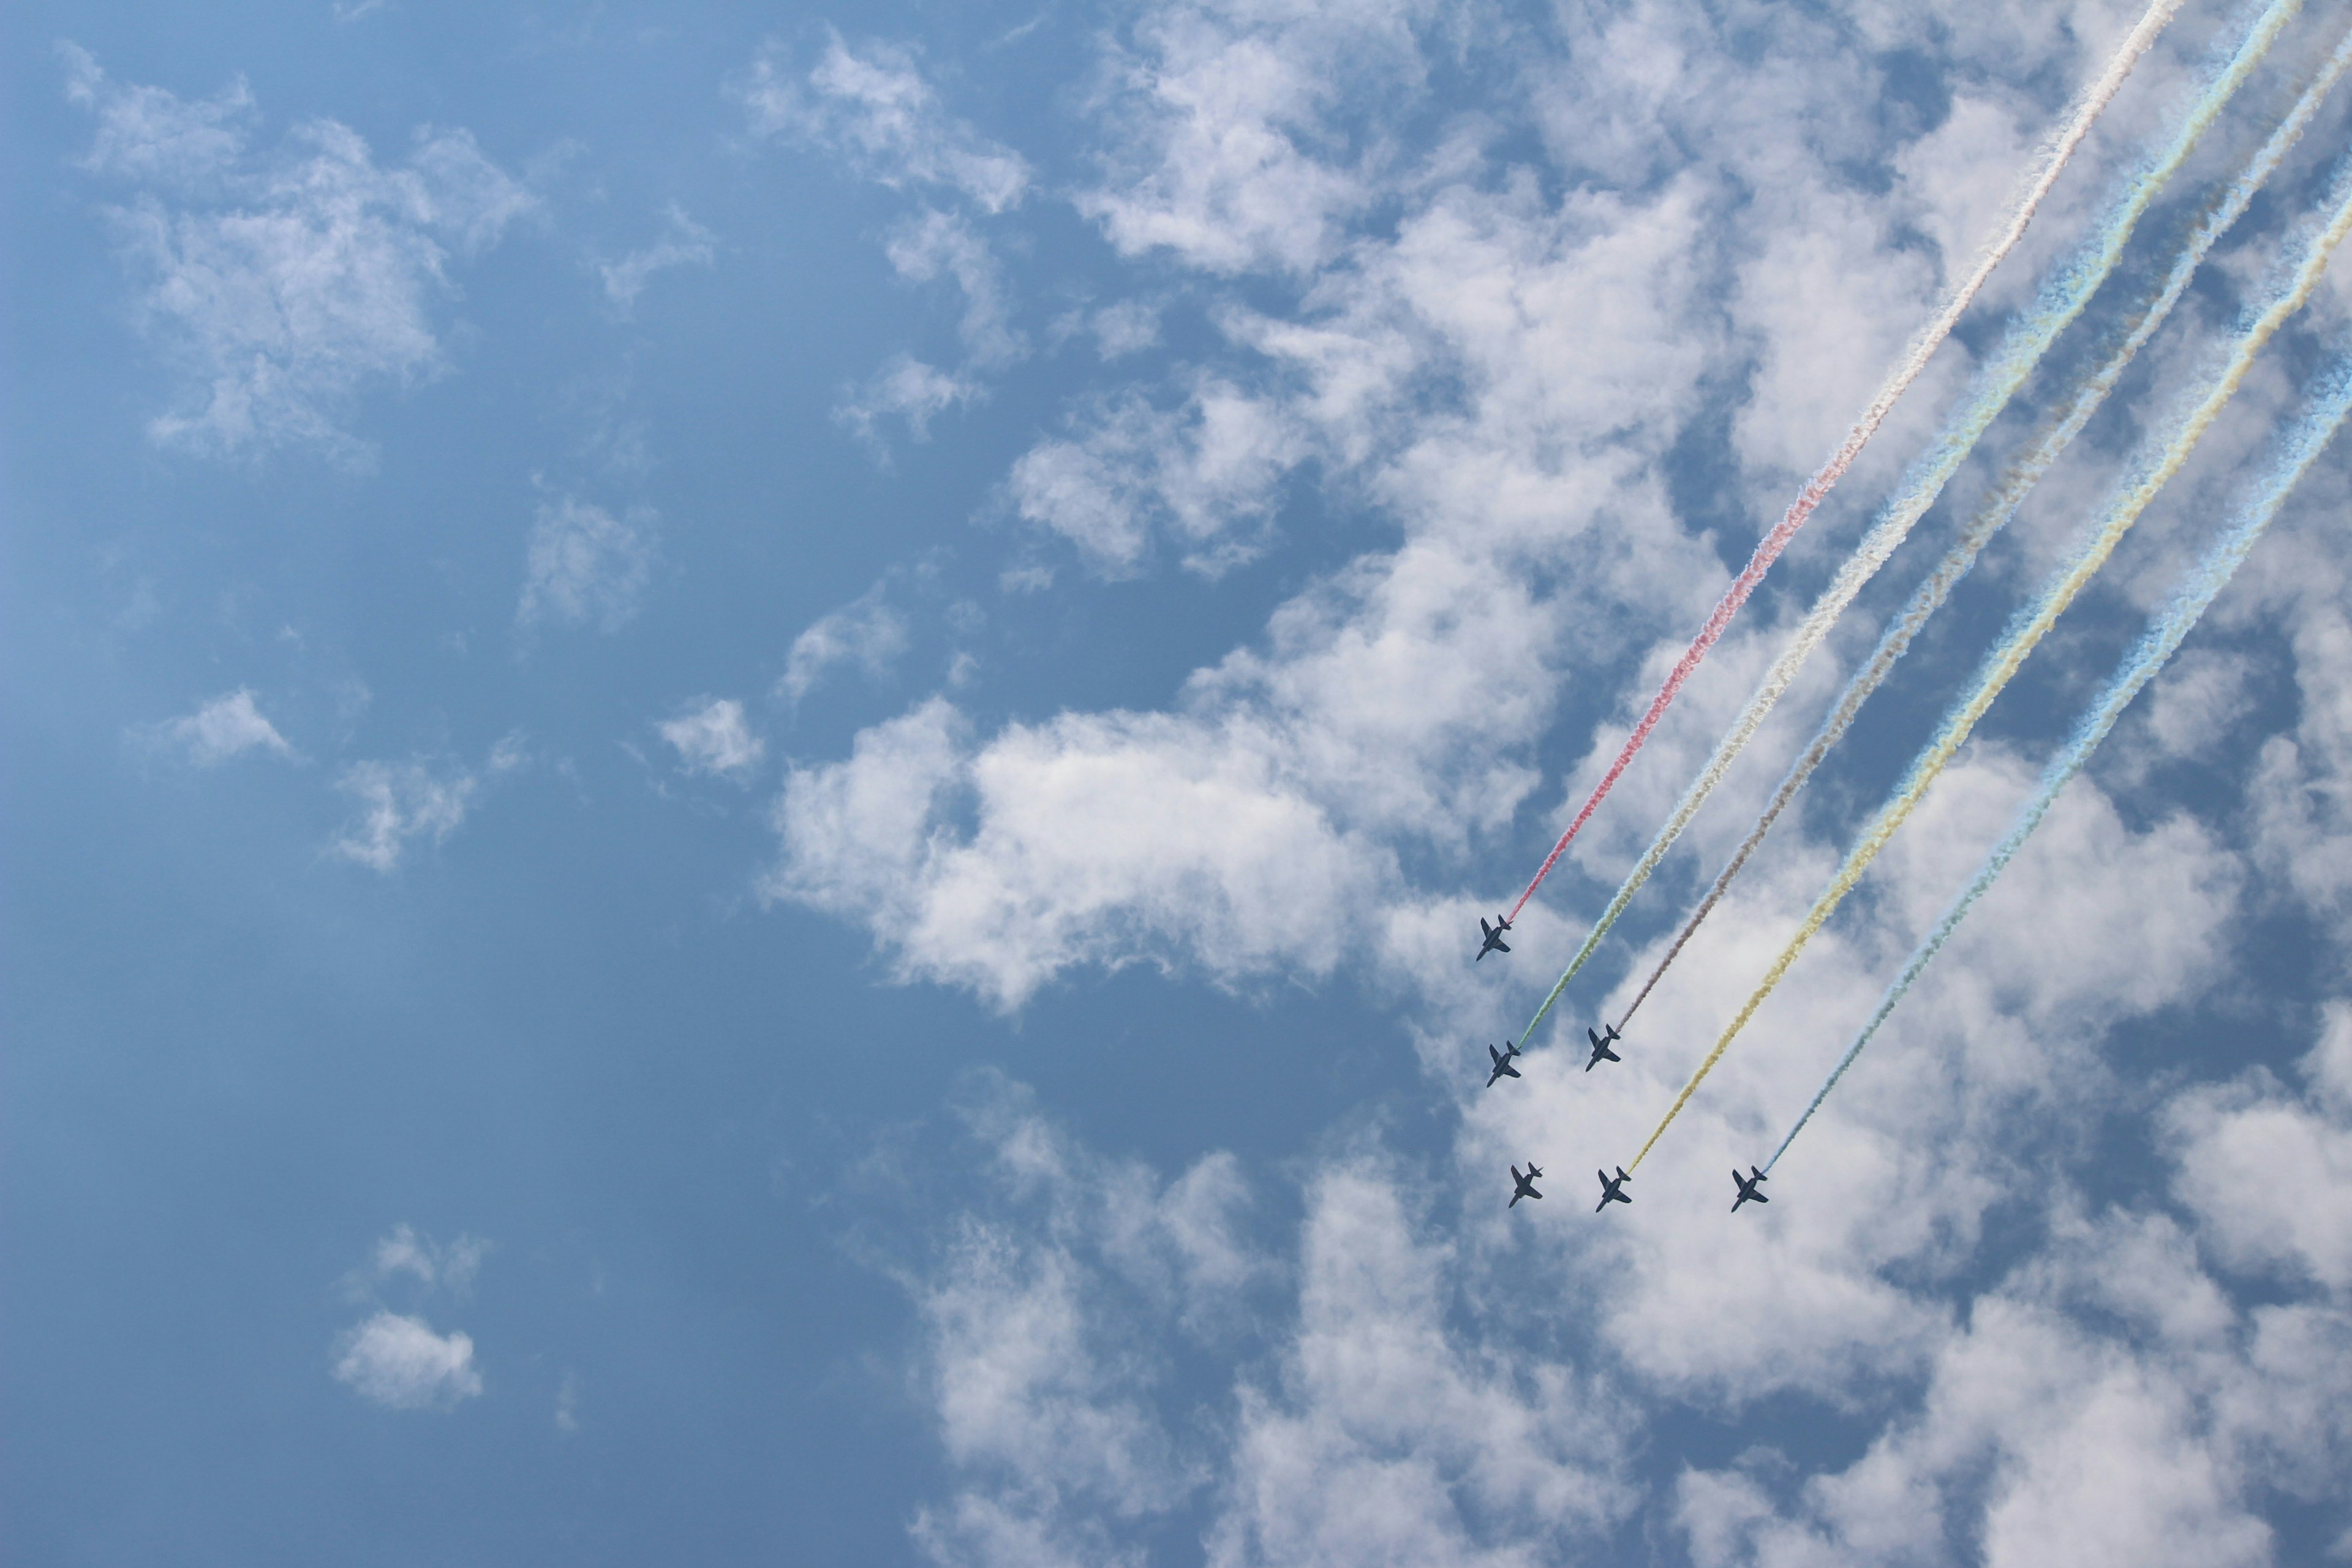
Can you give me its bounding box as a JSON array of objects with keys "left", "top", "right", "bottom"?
[
  {"left": 1498, "top": 0, "right": 2182, "bottom": 926},
  {"left": 1505, "top": 0, "right": 2300, "bottom": 1053},
  {"left": 1611, "top": 21, "right": 2352, "bottom": 1036},
  {"left": 1763, "top": 356, "right": 2352, "bottom": 1177},
  {"left": 1626, "top": 172, "right": 2352, "bottom": 1174}
]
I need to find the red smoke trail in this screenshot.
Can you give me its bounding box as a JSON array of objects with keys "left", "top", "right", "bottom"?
[
  {"left": 1501, "top": 0, "right": 2179, "bottom": 925},
  {"left": 1504, "top": 480, "right": 1826, "bottom": 923}
]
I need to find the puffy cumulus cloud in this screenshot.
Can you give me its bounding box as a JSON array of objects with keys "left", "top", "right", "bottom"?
[
  {"left": 598, "top": 203, "right": 715, "bottom": 317},
  {"left": 516, "top": 497, "right": 658, "bottom": 633},
  {"left": 144, "top": 688, "right": 296, "bottom": 766},
  {"left": 1675, "top": 1196, "right": 2352, "bottom": 1568},
  {"left": 660, "top": 698, "right": 765, "bottom": 780},
  {"left": 780, "top": 584, "right": 910, "bottom": 703},
  {"left": 331, "top": 1311, "right": 483, "bottom": 1411},
  {"left": 739, "top": 31, "right": 1030, "bottom": 213},
  {"left": 64, "top": 47, "right": 532, "bottom": 462},
  {"left": 2166, "top": 1001, "right": 2352, "bottom": 1294},
  {"left": 331, "top": 744, "right": 512, "bottom": 872},
  {"left": 764, "top": 697, "right": 1391, "bottom": 1009}
]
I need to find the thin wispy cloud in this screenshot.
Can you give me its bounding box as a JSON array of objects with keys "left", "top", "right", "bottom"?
[
  {"left": 63, "top": 45, "right": 533, "bottom": 462},
  {"left": 739, "top": 32, "right": 1031, "bottom": 213},
  {"left": 598, "top": 204, "right": 716, "bottom": 317},
  {"left": 780, "top": 586, "right": 911, "bottom": 704},
  {"left": 660, "top": 698, "right": 765, "bottom": 780},
  {"left": 344, "top": 1223, "right": 491, "bottom": 1298},
  {"left": 836, "top": 355, "right": 983, "bottom": 450},
  {"left": 886, "top": 208, "right": 1023, "bottom": 365},
  {"left": 142, "top": 688, "right": 297, "bottom": 766},
  {"left": 517, "top": 497, "right": 658, "bottom": 633}
]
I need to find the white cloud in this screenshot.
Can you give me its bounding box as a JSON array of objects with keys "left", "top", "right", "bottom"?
[
  {"left": 332, "top": 758, "right": 480, "bottom": 872},
  {"left": 1088, "top": 298, "right": 1163, "bottom": 360},
  {"left": 148, "top": 688, "right": 296, "bottom": 765},
  {"left": 882, "top": 1078, "right": 1272, "bottom": 1564},
  {"left": 740, "top": 32, "right": 1031, "bottom": 213},
  {"left": 598, "top": 203, "right": 715, "bottom": 317},
  {"left": 887, "top": 208, "right": 1022, "bottom": 365},
  {"left": 516, "top": 497, "right": 658, "bottom": 633},
  {"left": 1006, "top": 377, "right": 1306, "bottom": 577},
  {"left": 2166, "top": 1003, "right": 2352, "bottom": 1293},
  {"left": 65, "top": 47, "right": 532, "bottom": 461},
  {"left": 761, "top": 0, "right": 2352, "bottom": 1556},
  {"left": 764, "top": 697, "right": 1391, "bottom": 1010},
  {"left": 332, "top": 1311, "right": 483, "bottom": 1411},
  {"left": 1078, "top": 0, "right": 1428, "bottom": 275},
  {"left": 347, "top": 1223, "right": 491, "bottom": 1298},
  {"left": 780, "top": 584, "right": 911, "bottom": 703},
  {"left": 61, "top": 42, "right": 253, "bottom": 192},
  {"left": 660, "top": 698, "right": 765, "bottom": 780},
  {"left": 837, "top": 355, "right": 984, "bottom": 448},
  {"left": 555, "top": 1371, "right": 581, "bottom": 1436}
]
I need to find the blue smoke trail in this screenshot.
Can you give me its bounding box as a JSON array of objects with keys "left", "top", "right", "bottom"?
[
  {"left": 1762, "top": 355, "right": 2352, "bottom": 1177},
  {"left": 1510, "top": 0, "right": 2307, "bottom": 1050},
  {"left": 1611, "top": 13, "right": 2352, "bottom": 1036}
]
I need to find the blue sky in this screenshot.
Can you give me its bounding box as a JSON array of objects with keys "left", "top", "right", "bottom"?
[{"left": 9, "top": 1, "right": 2352, "bottom": 1564}]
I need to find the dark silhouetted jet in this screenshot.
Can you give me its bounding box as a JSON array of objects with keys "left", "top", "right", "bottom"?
[
  {"left": 1594, "top": 1167, "right": 1632, "bottom": 1211},
  {"left": 1484, "top": 1042, "right": 1522, "bottom": 1088},
  {"left": 1477, "top": 915, "right": 1512, "bottom": 961},
  {"left": 1509, "top": 1163, "right": 1544, "bottom": 1207},
  {"left": 1585, "top": 1025, "right": 1623, "bottom": 1072},
  {"left": 1732, "top": 1166, "right": 1770, "bottom": 1212}
]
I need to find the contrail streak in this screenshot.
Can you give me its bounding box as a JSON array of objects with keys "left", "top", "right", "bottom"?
[
  {"left": 1763, "top": 355, "right": 2352, "bottom": 1176},
  {"left": 1610, "top": 21, "right": 2352, "bottom": 1036},
  {"left": 1498, "top": 0, "right": 2182, "bottom": 926},
  {"left": 1506, "top": 0, "right": 2301, "bottom": 1053},
  {"left": 1626, "top": 168, "right": 2352, "bottom": 1174}
]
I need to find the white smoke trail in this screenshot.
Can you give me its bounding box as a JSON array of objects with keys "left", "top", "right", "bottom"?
[
  {"left": 1505, "top": 0, "right": 2302, "bottom": 1053},
  {"left": 1627, "top": 163, "right": 2352, "bottom": 1172},
  {"left": 1496, "top": 0, "right": 2185, "bottom": 925},
  {"left": 1607, "top": 17, "right": 2352, "bottom": 1035}
]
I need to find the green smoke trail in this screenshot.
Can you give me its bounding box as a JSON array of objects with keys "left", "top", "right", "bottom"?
[
  {"left": 1503, "top": 0, "right": 2304, "bottom": 1059},
  {"left": 1763, "top": 353, "right": 2352, "bottom": 1175},
  {"left": 1626, "top": 165, "right": 2352, "bottom": 1174},
  {"left": 1494, "top": 0, "right": 2185, "bottom": 925},
  {"left": 1605, "top": 17, "right": 2352, "bottom": 1038}
]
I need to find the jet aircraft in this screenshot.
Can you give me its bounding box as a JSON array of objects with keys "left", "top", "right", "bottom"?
[
  {"left": 1594, "top": 1167, "right": 1632, "bottom": 1211},
  {"left": 1732, "top": 1166, "right": 1770, "bottom": 1212},
  {"left": 1585, "top": 1024, "right": 1623, "bottom": 1071},
  {"left": 1509, "top": 1163, "right": 1544, "bottom": 1207},
  {"left": 1484, "top": 1042, "right": 1522, "bottom": 1088},
  {"left": 1476, "top": 915, "right": 1513, "bottom": 960}
]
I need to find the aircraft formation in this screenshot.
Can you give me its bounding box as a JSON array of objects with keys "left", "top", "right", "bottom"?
[{"left": 1472, "top": 0, "right": 2352, "bottom": 1216}]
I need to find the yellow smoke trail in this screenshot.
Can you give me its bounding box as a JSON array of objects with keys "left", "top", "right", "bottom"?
[
  {"left": 1626, "top": 172, "right": 2352, "bottom": 1174},
  {"left": 1608, "top": 12, "right": 2352, "bottom": 1036},
  {"left": 1498, "top": 0, "right": 2182, "bottom": 923},
  {"left": 1509, "top": 0, "right": 2296, "bottom": 1047}
]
